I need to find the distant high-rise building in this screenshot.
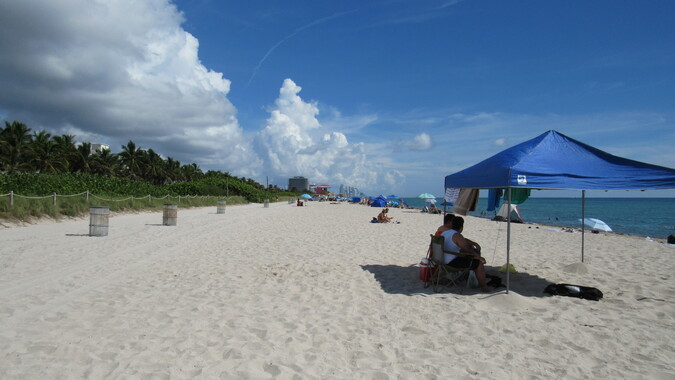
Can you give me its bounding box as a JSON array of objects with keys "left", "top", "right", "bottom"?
[
  {"left": 288, "top": 176, "right": 309, "bottom": 192},
  {"left": 90, "top": 143, "right": 110, "bottom": 154},
  {"left": 338, "top": 184, "right": 360, "bottom": 198}
]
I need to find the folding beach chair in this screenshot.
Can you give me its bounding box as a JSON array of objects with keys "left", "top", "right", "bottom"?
[{"left": 428, "top": 234, "right": 472, "bottom": 293}]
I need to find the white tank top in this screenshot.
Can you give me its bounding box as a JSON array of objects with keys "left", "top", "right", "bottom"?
[{"left": 441, "top": 229, "right": 461, "bottom": 264}]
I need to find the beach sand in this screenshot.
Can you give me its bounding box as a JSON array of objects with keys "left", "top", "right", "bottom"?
[{"left": 0, "top": 202, "right": 673, "bottom": 379}]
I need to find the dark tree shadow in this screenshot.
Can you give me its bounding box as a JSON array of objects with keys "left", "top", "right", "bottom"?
[{"left": 361, "top": 264, "right": 555, "bottom": 298}]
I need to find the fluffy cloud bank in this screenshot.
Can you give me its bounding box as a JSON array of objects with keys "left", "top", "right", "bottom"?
[
  {"left": 0, "top": 0, "right": 396, "bottom": 191},
  {"left": 257, "top": 79, "right": 401, "bottom": 189},
  {"left": 0, "top": 0, "right": 256, "bottom": 172}
]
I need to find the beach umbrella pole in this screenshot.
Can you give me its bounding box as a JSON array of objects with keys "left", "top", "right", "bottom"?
[
  {"left": 581, "top": 190, "right": 586, "bottom": 263},
  {"left": 506, "top": 187, "right": 511, "bottom": 294}
]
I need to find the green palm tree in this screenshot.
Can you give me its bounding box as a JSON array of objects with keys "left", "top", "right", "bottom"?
[
  {"left": 180, "top": 163, "right": 203, "bottom": 182},
  {"left": 119, "top": 140, "right": 143, "bottom": 179},
  {"left": 165, "top": 157, "right": 182, "bottom": 182},
  {"left": 91, "top": 149, "right": 119, "bottom": 176},
  {"left": 27, "top": 130, "right": 66, "bottom": 173},
  {"left": 72, "top": 142, "right": 93, "bottom": 173},
  {"left": 0, "top": 120, "right": 32, "bottom": 173},
  {"left": 51, "top": 134, "right": 77, "bottom": 173},
  {"left": 141, "top": 148, "right": 166, "bottom": 185}
]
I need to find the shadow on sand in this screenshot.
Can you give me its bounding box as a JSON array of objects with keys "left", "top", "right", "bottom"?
[{"left": 361, "top": 264, "right": 554, "bottom": 298}]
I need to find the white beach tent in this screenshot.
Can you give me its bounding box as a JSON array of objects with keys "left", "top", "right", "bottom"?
[{"left": 496, "top": 204, "right": 523, "bottom": 223}]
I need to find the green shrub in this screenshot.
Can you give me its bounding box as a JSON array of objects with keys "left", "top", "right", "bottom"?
[{"left": 0, "top": 171, "right": 265, "bottom": 222}]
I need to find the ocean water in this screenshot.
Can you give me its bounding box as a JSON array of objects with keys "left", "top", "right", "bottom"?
[{"left": 399, "top": 197, "right": 675, "bottom": 239}]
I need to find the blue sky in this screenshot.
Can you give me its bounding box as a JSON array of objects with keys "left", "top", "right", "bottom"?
[{"left": 1, "top": 0, "right": 673, "bottom": 197}]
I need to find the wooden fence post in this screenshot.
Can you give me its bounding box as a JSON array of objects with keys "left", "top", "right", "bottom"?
[
  {"left": 53, "top": 192, "right": 56, "bottom": 206},
  {"left": 86, "top": 190, "right": 89, "bottom": 201},
  {"left": 9, "top": 191, "right": 13, "bottom": 207}
]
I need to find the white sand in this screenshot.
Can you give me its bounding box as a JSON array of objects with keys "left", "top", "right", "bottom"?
[{"left": 0, "top": 202, "right": 673, "bottom": 379}]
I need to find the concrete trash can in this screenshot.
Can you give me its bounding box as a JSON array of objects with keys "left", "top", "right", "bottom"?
[
  {"left": 89, "top": 206, "right": 110, "bottom": 237},
  {"left": 217, "top": 200, "right": 227, "bottom": 214},
  {"left": 163, "top": 204, "right": 177, "bottom": 226}
]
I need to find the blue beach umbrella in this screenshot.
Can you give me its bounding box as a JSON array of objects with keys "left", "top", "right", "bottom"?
[
  {"left": 417, "top": 193, "right": 436, "bottom": 199},
  {"left": 300, "top": 194, "right": 312, "bottom": 199},
  {"left": 387, "top": 194, "right": 400, "bottom": 199}
]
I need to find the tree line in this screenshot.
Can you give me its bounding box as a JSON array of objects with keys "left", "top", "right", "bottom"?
[{"left": 0, "top": 120, "right": 285, "bottom": 192}]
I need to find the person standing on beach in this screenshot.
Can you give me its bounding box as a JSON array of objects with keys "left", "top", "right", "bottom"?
[{"left": 440, "top": 216, "right": 491, "bottom": 292}]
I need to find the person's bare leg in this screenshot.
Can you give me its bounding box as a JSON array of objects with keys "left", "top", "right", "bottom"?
[{"left": 476, "top": 263, "right": 491, "bottom": 292}]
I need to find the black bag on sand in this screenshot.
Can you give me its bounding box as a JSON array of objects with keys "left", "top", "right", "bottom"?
[
  {"left": 544, "top": 283, "right": 603, "bottom": 301},
  {"left": 486, "top": 274, "right": 505, "bottom": 288}
]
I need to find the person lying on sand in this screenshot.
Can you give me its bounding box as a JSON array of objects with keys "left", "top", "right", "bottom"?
[{"left": 440, "top": 216, "right": 491, "bottom": 292}]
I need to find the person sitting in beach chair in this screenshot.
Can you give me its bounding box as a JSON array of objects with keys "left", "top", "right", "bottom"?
[
  {"left": 435, "top": 213, "right": 455, "bottom": 236},
  {"left": 440, "top": 216, "right": 490, "bottom": 292}
]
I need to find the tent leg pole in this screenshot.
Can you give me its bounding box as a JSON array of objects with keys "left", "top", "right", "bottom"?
[
  {"left": 581, "top": 190, "right": 585, "bottom": 263},
  {"left": 443, "top": 187, "right": 447, "bottom": 216},
  {"left": 506, "top": 187, "right": 511, "bottom": 294}
]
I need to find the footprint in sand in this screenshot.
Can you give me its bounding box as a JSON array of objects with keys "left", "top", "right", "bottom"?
[
  {"left": 222, "top": 348, "right": 243, "bottom": 359},
  {"left": 263, "top": 362, "right": 281, "bottom": 376}
]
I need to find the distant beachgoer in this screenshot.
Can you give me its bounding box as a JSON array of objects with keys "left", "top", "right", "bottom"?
[{"left": 377, "top": 208, "right": 393, "bottom": 223}]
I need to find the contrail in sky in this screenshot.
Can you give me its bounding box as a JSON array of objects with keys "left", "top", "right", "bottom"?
[{"left": 246, "top": 10, "right": 355, "bottom": 87}]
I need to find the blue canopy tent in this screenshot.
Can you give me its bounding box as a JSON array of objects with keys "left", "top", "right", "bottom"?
[
  {"left": 444, "top": 130, "right": 675, "bottom": 292},
  {"left": 371, "top": 196, "right": 387, "bottom": 207}
]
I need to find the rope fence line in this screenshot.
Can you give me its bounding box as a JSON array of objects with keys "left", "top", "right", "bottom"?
[{"left": 0, "top": 190, "right": 220, "bottom": 207}]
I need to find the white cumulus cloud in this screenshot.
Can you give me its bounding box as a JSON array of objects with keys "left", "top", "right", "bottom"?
[
  {"left": 0, "top": 0, "right": 257, "bottom": 174},
  {"left": 0, "top": 0, "right": 404, "bottom": 192},
  {"left": 255, "top": 79, "right": 402, "bottom": 190},
  {"left": 405, "top": 133, "right": 433, "bottom": 151}
]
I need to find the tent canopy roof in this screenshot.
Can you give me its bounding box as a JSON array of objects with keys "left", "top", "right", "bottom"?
[{"left": 444, "top": 130, "right": 675, "bottom": 190}]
